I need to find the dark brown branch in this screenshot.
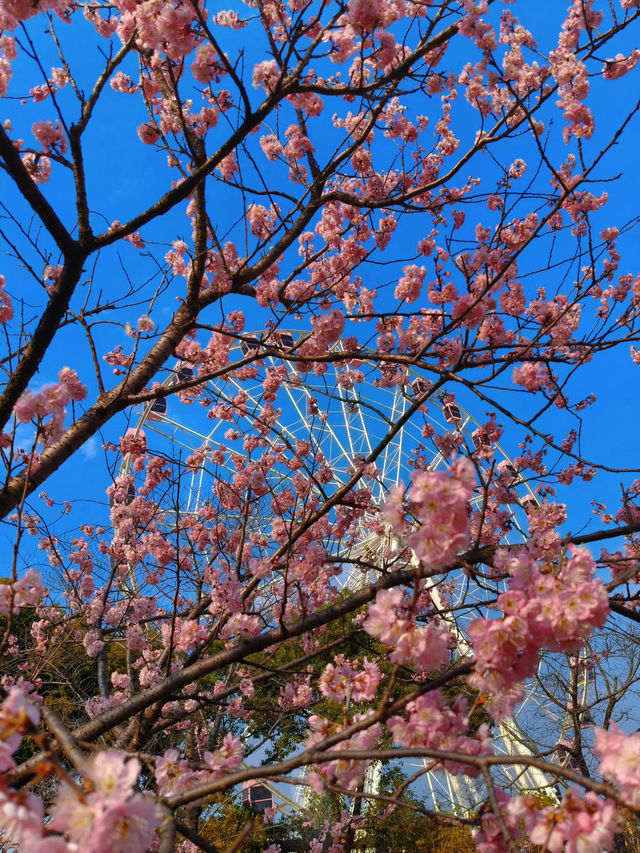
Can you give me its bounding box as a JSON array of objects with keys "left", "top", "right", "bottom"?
[
  {"left": 0, "top": 253, "right": 87, "bottom": 437},
  {"left": 0, "top": 124, "right": 76, "bottom": 255}
]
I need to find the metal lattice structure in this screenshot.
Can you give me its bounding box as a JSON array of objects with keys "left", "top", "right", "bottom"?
[{"left": 119, "top": 331, "right": 563, "bottom": 815}]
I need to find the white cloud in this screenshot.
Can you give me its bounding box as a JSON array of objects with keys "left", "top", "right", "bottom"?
[{"left": 81, "top": 436, "right": 98, "bottom": 461}]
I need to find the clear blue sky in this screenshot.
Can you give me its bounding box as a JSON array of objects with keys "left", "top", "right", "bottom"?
[{"left": 2, "top": 1, "right": 640, "bottom": 575}]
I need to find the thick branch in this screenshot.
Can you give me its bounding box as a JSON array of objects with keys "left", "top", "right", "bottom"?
[
  {"left": 0, "top": 124, "right": 76, "bottom": 256},
  {"left": 10, "top": 567, "right": 417, "bottom": 783},
  {"left": 0, "top": 253, "right": 87, "bottom": 436}
]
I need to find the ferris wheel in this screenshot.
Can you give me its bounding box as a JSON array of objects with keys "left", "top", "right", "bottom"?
[{"left": 117, "top": 330, "right": 565, "bottom": 816}]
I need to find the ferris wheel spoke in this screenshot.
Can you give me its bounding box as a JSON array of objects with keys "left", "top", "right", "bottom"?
[
  {"left": 377, "top": 386, "right": 406, "bottom": 495},
  {"left": 280, "top": 375, "right": 363, "bottom": 482}
]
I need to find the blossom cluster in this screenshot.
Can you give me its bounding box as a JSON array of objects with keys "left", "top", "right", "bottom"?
[
  {"left": 0, "top": 273, "right": 13, "bottom": 323},
  {"left": 295, "top": 309, "right": 345, "bottom": 364},
  {"left": 388, "top": 691, "right": 493, "bottom": 776},
  {"left": 0, "top": 686, "right": 39, "bottom": 773},
  {"left": 596, "top": 723, "right": 640, "bottom": 807},
  {"left": 306, "top": 714, "right": 382, "bottom": 791},
  {"left": 48, "top": 752, "right": 161, "bottom": 852},
  {"left": 319, "top": 655, "right": 381, "bottom": 703},
  {"left": 0, "top": 568, "right": 45, "bottom": 618},
  {"left": 0, "top": 687, "right": 163, "bottom": 851},
  {"left": 402, "top": 456, "right": 476, "bottom": 569},
  {"left": 475, "top": 788, "right": 618, "bottom": 853},
  {"left": 155, "top": 733, "right": 243, "bottom": 798},
  {"left": 0, "top": 0, "right": 69, "bottom": 32},
  {"left": 469, "top": 544, "right": 609, "bottom": 719},
  {"left": 364, "top": 586, "right": 454, "bottom": 672},
  {"left": 13, "top": 368, "right": 87, "bottom": 447}
]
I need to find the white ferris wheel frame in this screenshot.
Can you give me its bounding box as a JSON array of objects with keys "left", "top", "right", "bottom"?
[{"left": 115, "top": 331, "right": 568, "bottom": 817}]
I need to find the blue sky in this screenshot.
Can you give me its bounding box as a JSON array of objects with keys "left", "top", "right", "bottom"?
[{"left": 2, "top": 1, "right": 640, "bottom": 578}]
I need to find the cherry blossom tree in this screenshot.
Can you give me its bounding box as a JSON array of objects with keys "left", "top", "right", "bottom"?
[{"left": 3, "top": 0, "right": 640, "bottom": 850}]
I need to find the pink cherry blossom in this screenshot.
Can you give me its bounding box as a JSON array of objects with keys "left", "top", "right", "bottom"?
[
  {"left": 21, "top": 153, "right": 51, "bottom": 183},
  {"left": 3, "top": 2, "right": 640, "bottom": 849},
  {"left": 32, "top": 119, "right": 66, "bottom": 154},
  {"left": 137, "top": 123, "right": 160, "bottom": 145},
  {"left": 595, "top": 723, "right": 640, "bottom": 806}
]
